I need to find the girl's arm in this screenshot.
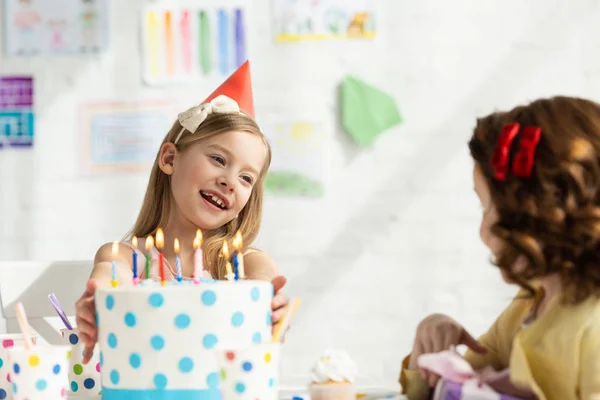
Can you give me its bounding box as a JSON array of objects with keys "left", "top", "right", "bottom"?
[
  {"left": 243, "top": 251, "right": 278, "bottom": 281},
  {"left": 90, "top": 242, "right": 135, "bottom": 286}
]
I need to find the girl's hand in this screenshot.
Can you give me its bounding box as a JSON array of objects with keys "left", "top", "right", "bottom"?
[
  {"left": 408, "top": 313, "right": 487, "bottom": 388},
  {"left": 271, "top": 276, "right": 290, "bottom": 340},
  {"left": 75, "top": 280, "right": 98, "bottom": 364},
  {"left": 477, "top": 368, "right": 537, "bottom": 399}
]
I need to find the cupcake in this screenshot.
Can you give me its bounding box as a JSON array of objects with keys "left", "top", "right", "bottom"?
[{"left": 309, "top": 349, "right": 358, "bottom": 400}]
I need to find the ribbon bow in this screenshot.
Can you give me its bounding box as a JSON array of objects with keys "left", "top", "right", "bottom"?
[
  {"left": 491, "top": 123, "right": 542, "bottom": 181},
  {"left": 174, "top": 95, "right": 241, "bottom": 144},
  {"left": 418, "top": 350, "right": 503, "bottom": 400},
  {"left": 512, "top": 126, "right": 542, "bottom": 178}
]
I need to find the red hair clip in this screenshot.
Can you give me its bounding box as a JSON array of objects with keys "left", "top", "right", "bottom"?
[
  {"left": 491, "top": 123, "right": 520, "bottom": 181},
  {"left": 512, "top": 126, "right": 542, "bottom": 178}
]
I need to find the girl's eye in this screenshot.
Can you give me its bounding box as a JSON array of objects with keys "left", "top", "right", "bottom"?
[
  {"left": 211, "top": 155, "right": 225, "bottom": 165},
  {"left": 242, "top": 175, "right": 253, "bottom": 184}
]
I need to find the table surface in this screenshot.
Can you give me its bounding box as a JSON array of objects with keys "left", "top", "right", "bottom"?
[{"left": 66, "top": 386, "right": 407, "bottom": 400}]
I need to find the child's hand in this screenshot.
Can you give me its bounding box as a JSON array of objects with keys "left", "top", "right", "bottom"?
[
  {"left": 271, "top": 276, "right": 290, "bottom": 341},
  {"left": 75, "top": 280, "right": 98, "bottom": 364},
  {"left": 408, "top": 313, "right": 487, "bottom": 387},
  {"left": 477, "top": 368, "right": 537, "bottom": 399}
]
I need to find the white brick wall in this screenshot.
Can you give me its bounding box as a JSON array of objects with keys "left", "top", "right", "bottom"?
[{"left": 1, "top": 0, "right": 597, "bottom": 388}]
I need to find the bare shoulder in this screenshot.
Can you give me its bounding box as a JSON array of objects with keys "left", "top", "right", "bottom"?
[
  {"left": 94, "top": 242, "right": 133, "bottom": 265},
  {"left": 244, "top": 250, "right": 278, "bottom": 281}
]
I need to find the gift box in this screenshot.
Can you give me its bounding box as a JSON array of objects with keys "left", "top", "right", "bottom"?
[{"left": 433, "top": 379, "right": 525, "bottom": 400}]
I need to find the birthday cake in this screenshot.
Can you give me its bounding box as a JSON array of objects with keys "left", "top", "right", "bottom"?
[{"left": 95, "top": 280, "right": 273, "bottom": 399}]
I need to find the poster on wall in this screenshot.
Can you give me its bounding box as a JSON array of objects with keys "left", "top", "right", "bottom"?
[
  {"left": 140, "top": 6, "right": 248, "bottom": 86},
  {"left": 271, "top": 0, "right": 376, "bottom": 42},
  {"left": 79, "top": 101, "right": 176, "bottom": 174},
  {"left": 263, "top": 119, "right": 327, "bottom": 197},
  {"left": 0, "top": 76, "right": 34, "bottom": 148},
  {"left": 2, "top": 0, "right": 109, "bottom": 56}
]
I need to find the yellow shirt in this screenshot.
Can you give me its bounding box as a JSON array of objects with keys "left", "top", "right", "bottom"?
[{"left": 399, "top": 291, "right": 600, "bottom": 400}]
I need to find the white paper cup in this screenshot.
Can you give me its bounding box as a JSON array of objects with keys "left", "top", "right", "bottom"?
[
  {"left": 217, "top": 343, "right": 280, "bottom": 400},
  {"left": 7, "top": 345, "right": 69, "bottom": 400},
  {"left": 0, "top": 334, "right": 38, "bottom": 400},
  {"left": 59, "top": 328, "right": 101, "bottom": 396}
]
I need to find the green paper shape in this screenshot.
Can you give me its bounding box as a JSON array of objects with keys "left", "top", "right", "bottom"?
[
  {"left": 340, "top": 75, "right": 402, "bottom": 146},
  {"left": 265, "top": 171, "right": 324, "bottom": 198}
]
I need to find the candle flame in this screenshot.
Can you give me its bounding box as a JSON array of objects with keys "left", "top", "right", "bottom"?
[
  {"left": 112, "top": 241, "right": 119, "bottom": 256},
  {"left": 193, "top": 235, "right": 201, "bottom": 250},
  {"left": 132, "top": 236, "right": 138, "bottom": 249},
  {"left": 174, "top": 238, "right": 180, "bottom": 254},
  {"left": 232, "top": 230, "right": 243, "bottom": 250},
  {"left": 155, "top": 228, "right": 164, "bottom": 249},
  {"left": 146, "top": 235, "right": 154, "bottom": 250},
  {"left": 195, "top": 229, "right": 203, "bottom": 245},
  {"left": 221, "top": 240, "right": 229, "bottom": 259}
]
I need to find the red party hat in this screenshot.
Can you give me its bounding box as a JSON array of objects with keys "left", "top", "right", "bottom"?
[{"left": 203, "top": 61, "right": 255, "bottom": 119}]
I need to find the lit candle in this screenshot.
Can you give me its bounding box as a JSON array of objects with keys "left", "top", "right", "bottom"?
[
  {"left": 156, "top": 228, "right": 166, "bottom": 286},
  {"left": 145, "top": 235, "right": 154, "bottom": 280},
  {"left": 222, "top": 240, "right": 234, "bottom": 281},
  {"left": 193, "top": 229, "right": 203, "bottom": 283},
  {"left": 111, "top": 241, "right": 119, "bottom": 288},
  {"left": 174, "top": 238, "right": 182, "bottom": 282},
  {"left": 232, "top": 230, "right": 245, "bottom": 280},
  {"left": 132, "top": 236, "right": 139, "bottom": 285}
]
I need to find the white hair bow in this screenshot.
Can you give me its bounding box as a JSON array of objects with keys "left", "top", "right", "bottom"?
[{"left": 174, "top": 95, "right": 240, "bottom": 144}]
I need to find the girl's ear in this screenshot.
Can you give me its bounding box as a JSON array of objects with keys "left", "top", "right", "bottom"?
[{"left": 158, "top": 143, "right": 177, "bottom": 175}]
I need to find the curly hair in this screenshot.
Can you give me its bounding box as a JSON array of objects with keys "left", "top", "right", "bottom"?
[{"left": 469, "top": 96, "right": 600, "bottom": 305}]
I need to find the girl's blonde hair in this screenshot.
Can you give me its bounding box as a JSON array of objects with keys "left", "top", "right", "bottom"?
[{"left": 127, "top": 112, "right": 271, "bottom": 279}]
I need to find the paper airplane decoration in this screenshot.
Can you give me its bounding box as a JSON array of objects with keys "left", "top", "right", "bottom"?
[{"left": 340, "top": 75, "right": 402, "bottom": 145}]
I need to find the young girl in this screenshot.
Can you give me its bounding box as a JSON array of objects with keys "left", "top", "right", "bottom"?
[
  {"left": 400, "top": 96, "right": 600, "bottom": 400},
  {"left": 75, "top": 62, "right": 290, "bottom": 363}
]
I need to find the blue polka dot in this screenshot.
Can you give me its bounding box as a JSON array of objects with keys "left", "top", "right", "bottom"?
[
  {"left": 266, "top": 311, "right": 272, "bottom": 326},
  {"left": 12, "top": 383, "right": 17, "bottom": 394},
  {"left": 252, "top": 332, "right": 262, "bottom": 344},
  {"left": 71, "top": 381, "right": 79, "bottom": 392},
  {"left": 110, "top": 370, "right": 120, "bottom": 385},
  {"left": 0, "top": 359, "right": 4, "bottom": 368},
  {"left": 150, "top": 335, "right": 165, "bottom": 350},
  {"left": 84, "top": 378, "right": 95, "bottom": 389},
  {"left": 106, "top": 295, "right": 115, "bottom": 310},
  {"left": 235, "top": 382, "right": 246, "bottom": 393},
  {"left": 242, "top": 361, "right": 253, "bottom": 372},
  {"left": 35, "top": 379, "right": 47, "bottom": 391},
  {"left": 52, "top": 364, "right": 61, "bottom": 375},
  {"left": 149, "top": 293, "right": 164, "bottom": 308},
  {"left": 107, "top": 333, "right": 117, "bottom": 348},
  {"left": 231, "top": 312, "right": 244, "bottom": 327},
  {"left": 69, "top": 333, "right": 79, "bottom": 345},
  {"left": 202, "top": 334, "right": 218, "bottom": 349},
  {"left": 178, "top": 357, "right": 194, "bottom": 373},
  {"left": 202, "top": 290, "right": 217, "bottom": 306},
  {"left": 206, "top": 372, "right": 219, "bottom": 388},
  {"left": 175, "top": 314, "right": 191, "bottom": 329},
  {"left": 251, "top": 287, "right": 260, "bottom": 301},
  {"left": 13, "top": 363, "right": 20, "bottom": 374},
  {"left": 154, "top": 373, "right": 168, "bottom": 389},
  {"left": 269, "top": 378, "right": 275, "bottom": 387},
  {"left": 129, "top": 353, "right": 141, "bottom": 369},
  {"left": 0, "top": 389, "right": 6, "bottom": 399},
  {"left": 100, "top": 352, "right": 104, "bottom": 367},
  {"left": 124, "top": 312, "right": 137, "bottom": 327}
]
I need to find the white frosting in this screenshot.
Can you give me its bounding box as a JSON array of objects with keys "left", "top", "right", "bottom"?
[
  {"left": 217, "top": 343, "right": 280, "bottom": 400},
  {"left": 310, "top": 349, "right": 358, "bottom": 383},
  {"left": 95, "top": 280, "right": 273, "bottom": 391}
]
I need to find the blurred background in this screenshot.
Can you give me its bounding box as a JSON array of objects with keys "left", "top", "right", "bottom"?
[{"left": 1, "top": 0, "right": 596, "bottom": 388}]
